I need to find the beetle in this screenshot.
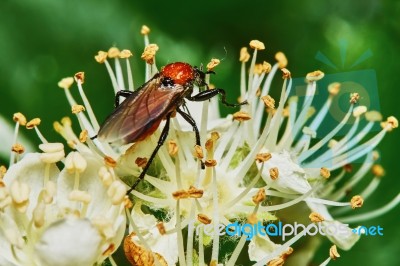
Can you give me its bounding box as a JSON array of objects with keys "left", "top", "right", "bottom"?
[{"left": 95, "top": 62, "right": 247, "bottom": 194}]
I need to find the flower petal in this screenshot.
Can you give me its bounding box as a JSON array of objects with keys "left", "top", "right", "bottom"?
[
  {"left": 35, "top": 218, "right": 102, "bottom": 266},
  {"left": 259, "top": 150, "right": 311, "bottom": 194},
  {"left": 248, "top": 234, "right": 282, "bottom": 262}
]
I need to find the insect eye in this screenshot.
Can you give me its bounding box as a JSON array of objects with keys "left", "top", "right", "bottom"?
[{"left": 162, "top": 77, "right": 175, "bottom": 87}]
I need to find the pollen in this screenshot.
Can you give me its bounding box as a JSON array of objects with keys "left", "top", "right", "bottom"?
[
  {"left": 371, "top": 164, "right": 385, "bottom": 177},
  {"left": 252, "top": 188, "right": 266, "bottom": 204},
  {"left": 320, "top": 167, "right": 331, "bottom": 179},
  {"left": 205, "top": 159, "right": 217, "bottom": 167},
  {"left": 119, "top": 49, "right": 133, "bottom": 59},
  {"left": 134, "top": 157, "right": 147, "bottom": 168},
  {"left": 26, "top": 118, "right": 41, "bottom": 129},
  {"left": 205, "top": 139, "right": 213, "bottom": 152},
  {"left": 57, "top": 77, "right": 74, "bottom": 89},
  {"left": 61, "top": 116, "right": 72, "bottom": 126},
  {"left": 0, "top": 165, "right": 6, "bottom": 179},
  {"left": 255, "top": 153, "right": 272, "bottom": 163},
  {"left": 306, "top": 70, "right": 325, "bottom": 82},
  {"left": 353, "top": 106, "right": 367, "bottom": 117},
  {"left": 207, "top": 58, "right": 220, "bottom": 71},
  {"left": 281, "top": 68, "right": 291, "bottom": 79},
  {"left": 269, "top": 167, "right": 279, "bottom": 180},
  {"left": 262, "top": 61, "right": 272, "bottom": 73},
  {"left": 172, "top": 189, "right": 190, "bottom": 200},
  {"left": 108, "top": 47, "right": 120, "bottom": 58},
  {"left": 79, "top": 129, "right": 88, "bottom": 143},
  {"left": 141, "top": 25, "right": 150, "bottom": 35},
  {"left": 188, "top": 186, "right": 204, "bottom": 198},
  {"left": 168, "top": 140, "right": 178, "bottom": 156},
  {"left": 124, "top": 195, "right": 133, "bottom": 209},
  {"left": 156, "top": 222, "right": 166, "bottom": 235},
  {"left": 239, "top": 47, "right": 250, "bottom": 62},
  {"left": 104, "top": 156, "right": 117, "bottom": 168},
  {"left": 11, "top": 144, "right": 24, "bottom": 154},
  {"left": 211, "top": 131, "right": 221, "bottom": 141},
  {"left": 71, "top": 104, "right": 86, "bottom": 114},
  {"left": 249, "top": 40, "right": 265, "bottom": 50},
  {"left": 350, "top": 195, "right": 364, "bottom": 209},
  {"left": 193, "top": 145, "right": 204, "bottom": 159},
  {"left": 329, "top": 245, "right": 340, "bottom": 260},
  {"left": 349, "top": 92, "right": 360, "bottom": 104},
  {"left": 254, "top": 64, "right": 264, "bottom": 75},
  {"left": 141, "top": 44, "right": 159, "bottom": 64},
  {"left": 328, "top": 82, "right": 341, "bottom": 96},
  {"left": 261, "top": 95, "right": 275, "bottom": 110},
  {"left": 275, "top": 52, "right": 288, "bottom": 68},
  {"left": 13, "top": 112, "right": 27, "bottom": 126},
  {"left": 94, "top": 51, "right": 108, "bottom": 63},
  {"left": 198, "top": 213, "right": 212, "bottom": 224},
  {"left": 309, "top": 212, "right": 325, "bottom": 223},
  {"left": 124, "top": 233, "right": 168, "bottom": 266},
  {"left": 387, "top": 116, "right": 398, "bottom": 129},
  {"left": 233, "top": 111, "right": 251, "bottom": 121},
  {"left": 365, "top": 111, "right": 382, "bottom": 122},
  {"left": 74, "top": 72, "right": 85, "bottom": 84}
]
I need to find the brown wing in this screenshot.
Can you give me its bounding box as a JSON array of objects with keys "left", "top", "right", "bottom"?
[{"left": 97, "top": 74, "right": 186, "bottom": 144}]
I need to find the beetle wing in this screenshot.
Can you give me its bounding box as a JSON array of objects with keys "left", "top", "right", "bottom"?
[{"left": 97, "top": 74, "right": 186, "bottom": 144}]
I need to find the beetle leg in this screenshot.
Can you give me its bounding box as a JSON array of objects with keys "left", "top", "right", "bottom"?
[
  {"left": 187, "top": 88, "right": 248, "bottom": 107},
  {"left": 115, "top": 90, "right": 134, "bottom": 107},
  {"left": 176, "top": 108, "right": 205, "bottom": 169},
  {"left": 126, "top": 113, "right": 172, "bottom": 195}
]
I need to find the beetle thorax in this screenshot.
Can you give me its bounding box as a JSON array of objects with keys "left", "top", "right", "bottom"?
[{"left": 161, "top": 62, "right": 195, "bottom": 86}]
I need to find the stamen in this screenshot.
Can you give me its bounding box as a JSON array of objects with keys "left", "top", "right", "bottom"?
[
  {"left": 79, "top": 129, "right": 88, "bottom": 143},
  {"left": 299, "top": 104, "right": 354, "bottom": 163},
  {"left": 269, "top": 167, "right": 279, "bottom": 180},
  {"left": 10, "top": 180, "right": 30, "bottom": 213},
  {"left": 233, "top": 111, "right": 251, "bottom": 121},
  {"left": 329, "top": 245, "right": 340, "bottom": 260},
  {"left": 107, "top": 181, "right": 126, "bottom": 205},
  {"left": 71, "top": 105, "right": 85, "bottom": 115},
  {"left": 11, "top": 144, "right": 24, "bottom": 154},
  {"left": 206, "top": 58, "right": 220, "bottom": 71},
  {"left": 74, "top": 72, "right": 100, "bottom": 131},
  {"left": 339, "top": 194, "right": 400, "bottom": 223},
  {"left": 168, "top": 140, "right": 178, "bottom": 156},
  {"left": 255, "top": 153, "right": 272, "bottom": 163},
  {"left": 306, "top": 70, "right": 324, "bottom": 82},
  {"left": 188, "top": 186, "right": 203, "bottom": 198},
  {"left": 239, "top": 47, "right": 250, "bottom": 63},
  {"left": 275, "top": 52, "right": 287, "bottom": 68},
  {"left": 95, "top": 51, "right": 120, "bottom": 94},
  {"left": 252, "top": 188, "right": 266, "bottom": 204},
  {"left": 309, "top": 212, "right": 325, "bottom": 223},
  {"left": 120, "top": 49, "right": 134, "bottom": 91},
  {"left": 197, "top": 213, "right": 212, "bottom": 224},
  {"left": 350, "top": 195, "right": 364, "bottom": 209},
  {"left": 108, "top": 47, "right": 125, "bottom": 91},
  {"left": 320, "top": 167, "right": 330, "bottom": 179}
]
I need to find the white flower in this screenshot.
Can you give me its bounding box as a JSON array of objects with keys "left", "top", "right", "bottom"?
[
  {"left": 0, "top": 141, "right": 126, "bottom": 265},
  {"left": 4, "top": 28, "right": 396, "bottom": 266}
]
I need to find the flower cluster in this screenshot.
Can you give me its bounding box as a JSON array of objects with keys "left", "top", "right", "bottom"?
[{"left": 1, "top": 25, "right": 399, "bottom": 266}]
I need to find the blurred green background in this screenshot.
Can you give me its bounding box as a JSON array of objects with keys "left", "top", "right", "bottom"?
[{"left": 1, "top": 0, "right": 399, "bottom": 265}]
